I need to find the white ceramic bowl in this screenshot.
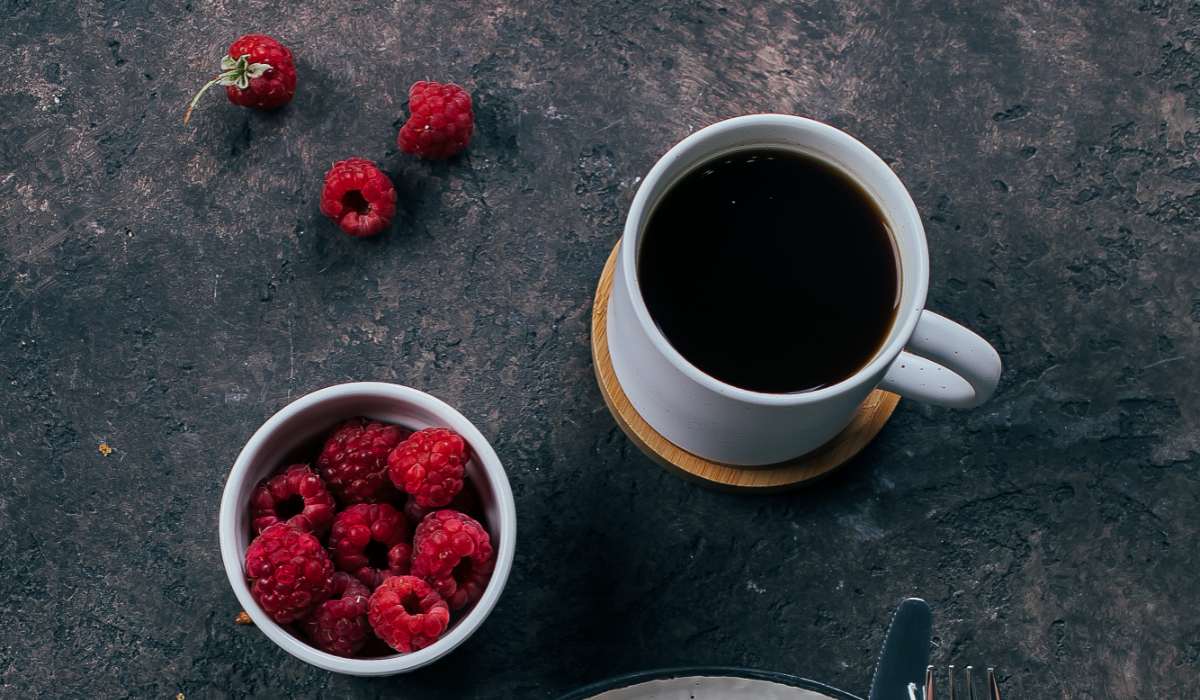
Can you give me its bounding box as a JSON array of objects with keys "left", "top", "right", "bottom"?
[{"left": 218, "top": 382, "right": 517, "bottom": 676}]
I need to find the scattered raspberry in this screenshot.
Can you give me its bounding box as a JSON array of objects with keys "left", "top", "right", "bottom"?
[
  {"left": 329, "top": 503, "right": 412, "bottom": 589},
  {"left": 249, "top": 464, "right": 336, "bottom": 535},
  {"left": 397, "top": 81, "right": 474, "bottom": 159},
  {"left": 245, "top": 523, "right": 334, "bottom": 624},
  {"left": 368, "top": 575, "right": 450, "bottom": 653},
  {"left": 303, "top": 572, "right": 373, "bottom": 656},
  {"left": 184, "top": 34, "right": 296, "bottom": 124},
  {"left": 404, "top": 478, "right": 483, "bottom": 526},
  {"left": 319, "top": 158, "right": 397, "bottom": 237},
  {"left": 388, "top": 428, "right": 468, "bottom": 508},
  {"left": 411, "top": 510, "right": 495, "bottom": 611},
  {"left": 317, "top": 419, "right": 409, "bottom": 504}
]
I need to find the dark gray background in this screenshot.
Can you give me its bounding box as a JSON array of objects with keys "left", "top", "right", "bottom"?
[{"left": 2, "top": 1, "right": 1197, "bottom": 698}]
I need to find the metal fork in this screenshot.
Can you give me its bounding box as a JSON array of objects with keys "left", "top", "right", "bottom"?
[{"left": 908, "top": 665, "right": 1001, "bottom": 700}]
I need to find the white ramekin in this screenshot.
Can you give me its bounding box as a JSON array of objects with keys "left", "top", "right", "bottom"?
[{"left": 218, "top": 382, "right": 517, "bottom": 676}]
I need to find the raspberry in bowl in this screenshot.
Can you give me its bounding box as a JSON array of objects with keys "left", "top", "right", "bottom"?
[{"left": 219, "top": 382, "right": 516, "bottom": 675}]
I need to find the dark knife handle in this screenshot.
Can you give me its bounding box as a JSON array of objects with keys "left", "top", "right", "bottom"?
[{"left": 868, "top": 598, "right": 934, "bottom": 700}]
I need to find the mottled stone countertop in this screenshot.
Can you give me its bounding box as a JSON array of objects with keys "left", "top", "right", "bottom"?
[{"left": 2, "top": 1, "right": 1197, "bottom": 698}]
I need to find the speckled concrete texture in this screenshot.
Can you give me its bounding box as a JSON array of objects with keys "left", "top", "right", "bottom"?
[{"left": 1, "top": 1, "right": 1197, "bottom": 698}]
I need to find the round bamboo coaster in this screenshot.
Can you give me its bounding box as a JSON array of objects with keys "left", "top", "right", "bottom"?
[{"left": 591, "top": 241, "right": 899, "bottom": 491}]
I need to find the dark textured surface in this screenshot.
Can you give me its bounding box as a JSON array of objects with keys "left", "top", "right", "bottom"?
[{"left": 1, "top": 1, "right": 1197, "bottom": 698}]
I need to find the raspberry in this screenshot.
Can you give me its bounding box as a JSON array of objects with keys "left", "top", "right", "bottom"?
[
  {"left": 319, "top": 158, "right": 397, "bottom": 237},
  {"left": 317, "top": 419, "right": 409, "bottom": 504},
  {"left": 303, "top": 572, "right": 372, "bottom": 657},
  {"left": 184, "top": 34, "right": 296, "bottom": 124},
  {"left": 225, "top": 35, "right": 296, "bottom": 110},
  {"left": 397, "top": 81, "right": 474, "bottom": 159},
  {"left": 248, "top": 463, "right": 335, "bottom": 535},
  {"left": 388, "top": 428, "right": 468, "bottom": 508},
  {"left": 367, "top": 575, "right": 450, "bottom": 653},
  {"left": 329, "top": 503, "right": 412, "bottom": 589},
  {"left": 403, "top": 478, "right": 483, "bottom": 526},
  {"left": 411, "top": 510, "right": 495, "bottom": 611},
  {"left": 245, "top": 523, "right": 334, "bottom": 624}
]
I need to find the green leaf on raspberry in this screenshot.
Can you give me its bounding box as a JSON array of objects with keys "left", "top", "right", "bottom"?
[{"left": 218, "top": 55, "right": 271, "bottom": 89}]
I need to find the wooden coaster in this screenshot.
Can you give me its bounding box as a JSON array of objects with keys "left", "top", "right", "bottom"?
[{"left": 591, "top": 241, "right": 900, "bottom": 492}]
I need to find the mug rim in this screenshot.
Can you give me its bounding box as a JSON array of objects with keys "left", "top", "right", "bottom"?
[{"left": 620, "top": 114, "right": 930, "bottom": 407}]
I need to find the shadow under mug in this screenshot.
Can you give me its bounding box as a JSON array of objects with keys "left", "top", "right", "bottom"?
[{"left": 607, "top": 114, "right": 1002, "bottom": 467}]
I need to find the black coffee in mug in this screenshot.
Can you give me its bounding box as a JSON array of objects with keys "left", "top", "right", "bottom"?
[{"left": 637, "top": 147, "right": 900, "bottom": 394}]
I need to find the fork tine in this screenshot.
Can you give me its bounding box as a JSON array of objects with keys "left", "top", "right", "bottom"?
[
  {"left": 941, "top": 663, "right": 998, "bottom": 700},
  {"left": 925, "top": 665, "right": 935, "bottom": 700}
]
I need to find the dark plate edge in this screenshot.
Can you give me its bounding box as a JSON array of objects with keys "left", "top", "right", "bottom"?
[{"left": 555, "top": 666, "right": 864, "bottom": 700}]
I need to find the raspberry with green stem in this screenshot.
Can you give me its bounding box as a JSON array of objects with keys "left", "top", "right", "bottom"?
[{"left": 184, "top": 34, "right": 296, "bottom": 125}]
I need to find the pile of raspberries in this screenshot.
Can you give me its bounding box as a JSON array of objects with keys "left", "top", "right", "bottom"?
[{"left": 243, "top": 419, "right": 494, "bottom": 657}]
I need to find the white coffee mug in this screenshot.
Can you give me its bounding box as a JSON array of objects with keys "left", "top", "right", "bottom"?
[{"left": 607, "top": 114, "right": 1002, "bottom": 466}]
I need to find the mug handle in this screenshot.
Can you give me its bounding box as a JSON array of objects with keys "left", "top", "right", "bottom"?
[{"left": 878, "top": 310, "right": 1002, "bottom": 408}]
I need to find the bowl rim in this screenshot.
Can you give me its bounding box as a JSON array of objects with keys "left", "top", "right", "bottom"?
[
  {"left": 555, "top": 666, "right": 863, "bottom": 700},
  {"left": 218, "top": 381, "right": 517, "bottom": 676}
]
